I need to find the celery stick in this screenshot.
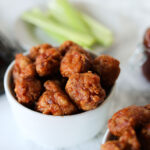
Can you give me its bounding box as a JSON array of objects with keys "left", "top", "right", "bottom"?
[
  {"left": 49, "top": 0, "right": 90, "bottom": 34},
  {"left": 49, "top": 0, "right": 113, "bottom": 47},
  {"left": 81, "top": 14, "right": 113, "bottom": 47},
  {"left": 43, "top": 28, "right": 69, "bottom": 43},
  {"left": 31, "top": 9, "right": 68, "bottom": 43},
  {"left": 22, "top": 10, "right": 95, "bottom": 47}
]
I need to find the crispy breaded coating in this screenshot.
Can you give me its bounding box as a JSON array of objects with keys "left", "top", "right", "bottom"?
[
  {"left": 60, "top": 48, "right": 92, "bottom": 78},
  {"left": 101, "top": 141, "right": 126, "bottom": 150},
  {"left": 101, "top": 138, "right": 139, "bottom": 150},
  {"left": 29, "top": 43, "right": 52, "bottom": 60},
  {"left": 139, "top": 123, "right": 150, "bottom": 150},
  {"left": 108, "top": 105, "right": 150, "bottom": 137},
  {"left": 102, "top": 105, "right": 150, "bottom": 150},
  {"left": 44, "top": 80, "right": 61, "bottom": 92},
  {"left": 13, "top": 54, "right": 36, "bottom": 81},
  {"left": 59, "top": 41, "right": 83, "bottom": 56},
  {"left": 35, "top": 48, "right": 62, "bottom": 77},
  {"left": 13, "top": 54, "right": 42, "bottom": 106},
  {"left": 93, "top": 55, "right": 120, "bottom": 88},
  {"left": 119, "top": 129, "right": 140, "bottom": 150},
  {"left": 14, "top": 78, "right": 42, "bottom": 106},
  {"left": 65, "top": 72, "right": 106, "bottom": 111},
  {"left": 36, "top": 80, "right": 77, "bottom": 116}
]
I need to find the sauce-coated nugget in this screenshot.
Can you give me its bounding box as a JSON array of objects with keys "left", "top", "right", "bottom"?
[
  {"left": 108, "top": 105, "right": 150, "bottom": 137},
  {"left": 59, "top": 40, "right": 82, "bottom": 56},
  {"left": 101, "top": 105, "right": 150, "bottom": 150},
  {"left": 101, "top": 141, "right": 126, "bottom": 150},
  {"left": 13, "top": 54, "right": 42, "bottom": 106},
  {"left": 119, "top": 129, "right": 140, "bottom": 150},
  {"left": 60, "top": 49, "right": 92, "bottom": 78},
  {"left": 139, "top": 123, "right": 150, "bottom": 150},
  {"left": 13, "top": 54, "right": 36, "bottom": 81},
  {"left": 36, "top": 80, "right": 77, "bottom": 116},
  {"left": 14, "top": 78, "right": 42, "bottom": 106},
  {"left": 35, "top": 48, "right": 62, "bottom": 77},
  {"left": 65, "top": 72, "right": 106, "bottom": 111},
  {"left": 44, "top": 80, "right": 61, "bottom": 92},
  {"left": 101, "top": 131, "right": 140, "bottom": 150},
  {"left": 29, "top": 43, "right": 52, "bottom": 60},
  {"left": 93, "top": 55, "right": 120, "bottom": 88}
]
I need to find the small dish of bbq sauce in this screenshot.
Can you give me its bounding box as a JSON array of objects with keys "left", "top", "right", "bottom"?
[{"left": 143, "top": 28, "right": 150, "bottom": 82}]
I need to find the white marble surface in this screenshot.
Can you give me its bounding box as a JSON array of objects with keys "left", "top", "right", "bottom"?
[{"left": 0, "top": 0, "right": 150, "bottom": 150}]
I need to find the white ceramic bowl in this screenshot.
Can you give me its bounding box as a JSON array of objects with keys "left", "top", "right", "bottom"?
[{"left": 4, "top": 60, "right": 115, "bottom": 148}]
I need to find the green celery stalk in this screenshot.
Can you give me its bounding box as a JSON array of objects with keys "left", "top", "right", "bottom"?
[
  {"left": 43, "top": 28, "right": 69, "bottom": 43},
  {"left": 22, "top": 9, "right": 95, "bottom": 47},
  {"left": 28, "top": 8, "right": 68, "bottom": 43},
  {"left": 49, "top": 0, "right": 90, "bottom": 34},
  {"left": 81, "top": 14, "right": 113, "bottom": 47},
  {"left": 49, "top": 0, "right": 113, "bottom": 47}
]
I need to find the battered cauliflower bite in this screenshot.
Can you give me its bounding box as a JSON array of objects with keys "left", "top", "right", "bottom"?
[
  {"left": 108, "top": 105, "right": 150, "bottom": 137},
  {"left": 13, "top": 54, "right": 42, "bottom": 106},
  {"left": 101, "top": 122, "right": 150, "bottom": 150},
  {"left": 36, "top": 80, "right": 77, "bottom": 116},
  {"left": 60, "top": 48, "right": 92, "bottom": 78},
  {"left": 29, "top": 43, "right": 52, "bottom": 60},
  {"left": 35, "top": 48, "right": 62, "bottom": 77},
  {"left": 101, "top": 105, "right": 150, "bottom": 150},
  {"left": 101, "top": 141, "right": 126, "bottom": 150},
  {"left": 93, "top": 55, "right": 120, "bottom": 88},
  {"left": 139, "top": 123, "right": 150, "bottom": 150},
  {"left": 58, "top": 40, "right": 82, "bottom": 56},
  {"left": 65, "top": 72, "right": 106, "bottom": 111},
  {"left": 14, "top": 78, "right": 42, "bottom": 106},
  {"left": 101, "top": 132, "right": 140, "bottom": 150},
  {"left": 13, "top": 54, "right": 36, "bottom": 81}
]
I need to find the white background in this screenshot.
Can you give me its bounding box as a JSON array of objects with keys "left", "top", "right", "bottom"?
[{"left": 0, "top": 0, "right": 150, "bottom": 150}]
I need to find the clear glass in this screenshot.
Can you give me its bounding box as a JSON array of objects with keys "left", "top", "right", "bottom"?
[{"left": 128, "top": 44, "right": 150, "bottom": 92}]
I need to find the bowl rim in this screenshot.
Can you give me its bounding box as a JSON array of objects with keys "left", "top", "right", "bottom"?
[
  {"left": 4, "top": 59, "right": 115, "bottom": 119},
  {"left": 102, "top": 129, "right": 111, "bottom": 144}
]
